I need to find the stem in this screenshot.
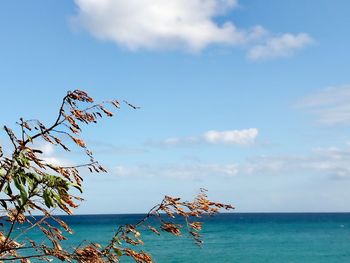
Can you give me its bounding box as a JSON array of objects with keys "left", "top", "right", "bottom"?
[
  {"left": 0, "top": 203, "right": 25, "bottom": 252},
  {"left": 0, "top": 181, "right": 38, "bottom": 252},
  {"left": 1, "top": 254, "right": 48, "bottom": 261},
  {"left": 23, "top": 94, "right": 69, "bottom": 145}
]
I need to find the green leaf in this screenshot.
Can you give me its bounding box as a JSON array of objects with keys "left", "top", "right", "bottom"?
[
  {"left": 18, "top": 152, "right": 30, "bottom": 168},
  {"left": 28, "top": 179, "right": 34, "bottom": 191},
  {"left": 4, "top": 184, "right": 12, "bottom": 195},
  {"left": 113, "top": 237, "right": 122, "bottom": 245},
  {"left": 52, "top": 192, "right": 63, "bottom": 205},
  {"left": 20, "top": 175, "right": 27, "bottom": 186},
  {"left": 113, "top": 247, "right": 123, "bottom": 257},
  {"left": 43, "top": 189, "right": 54, "bottom": 208},
  {"left": 19, "top": 189, "right": 28, "bottom": 204},
  {"left": 69, "top": 183, "right": 83, "bottom": 193},
  {"left": 27, "top": 172, "right": 40, "bottom": 183},
  {"left": 14, "top": 177, "right": 27, "bottom": 203}
]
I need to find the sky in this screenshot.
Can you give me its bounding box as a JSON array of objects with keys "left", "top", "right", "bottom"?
[{"left": 0, "top": 0, "right": 350, "bottom": 213}]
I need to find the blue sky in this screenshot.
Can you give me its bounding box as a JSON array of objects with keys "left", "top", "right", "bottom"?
[{"left": 1, "top": 0, "right": 350, "bottom": 213}]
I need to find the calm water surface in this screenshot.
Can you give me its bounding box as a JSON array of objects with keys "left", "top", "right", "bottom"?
[{"left": 22, "top": 213, "right": 350, "bottom": 262}]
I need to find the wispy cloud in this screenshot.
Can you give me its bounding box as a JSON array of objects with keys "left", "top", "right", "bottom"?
[
  {"left": 242, "top": 146, "right": 350, "bottom": 179},
  {"left": 114, "top": 163, "right": 238, "bottom": 178},
  {"left": 113, "top": 144, "right": 350, "bottom": 179},
  {"left": 73, "top": 0, "right": 313, "bottom": 58},
  {"left": 151, "top": 128, "right": 258, "bottom": 147},
  {"left": 296, "top": 85, "right": 350, "bottom": 125},
  {"left": 247, "top": 33, "right": 314, "bottom": 60}
]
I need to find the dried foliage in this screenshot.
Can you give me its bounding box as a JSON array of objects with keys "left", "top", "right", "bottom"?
[{"left": 0, "top": 90, "right": 234, "bottom": 262}]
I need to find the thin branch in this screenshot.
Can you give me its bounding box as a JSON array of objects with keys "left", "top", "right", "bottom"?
[
  {"left": 3, "top": 126, "right": 17, "bottom": 149},
  {"left": 23, "top": 93, "right": 69, "bottom": 145},
  {"left": 1, "top": 253, "right": 50, "bottom": 261},
  {"left": 47, "top": 161, "right": 98, "bottom": 170},
  {"left": 12, "top": 214, "right": 50, "bottom": 242}
]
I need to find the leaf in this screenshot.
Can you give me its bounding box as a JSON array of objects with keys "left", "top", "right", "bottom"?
[
  {"left": 4, "top": 184, "right": 12, "bottom": 195},
  {"left": 149, "top": 226, "right": 160, "bottom": 235},
  {"left": 52, "top": 239, "right": 62, "bottom": 251},
  {"left": 18, "top": 152, "right": 30, "bottom": 168},
  {"left": 0, "top": 200, "right": 7, "bottom": 210},
  {"left": 113, "top": 236, "right": 122, "bottom": 245},
  {"left": 123, "top": 100, "right": 140, "bottom": 109},
  {"left": 27, "top": 172, "right": 40, "bottom": 182},
  {"left": 70, "top": 136, "right": 86, "bottom": 148},
  {"left": 99, "top": 106, "right": 113, "bottom": 117},
  {"left": 52, "top": 192, "right": 63, "bottom": 205},
  {"left": 14, "top": 177, "right": 28, "bottom": 203},
  {"left": 111, "top": 100, "right": 120, "bottom": 108},
  {"left": 113, "top": 247, "right": 123, "bottom": 257},
  {"left": 23, "top": 121, "right": 32, "bottom": 131},
  {"left": 43, "top": 189, "right": 54, "bottom": 208},
  {"left": 19, "top": 189, "right": 28, "bottom": 204},
  {"left": 93, "top": 243, "right": 101, "bottom": 248},
  {"left": 69, "top": 183, "right": 83, "bottom": 193}
]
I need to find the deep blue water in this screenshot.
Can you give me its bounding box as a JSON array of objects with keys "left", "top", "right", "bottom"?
[{"left": 15, "top": 213, "right": 350, "bottom": 262}]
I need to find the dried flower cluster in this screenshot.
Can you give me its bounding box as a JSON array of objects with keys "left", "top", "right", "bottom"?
[{"left": 0, "top": 90, "right": 234, "bottom": 262}]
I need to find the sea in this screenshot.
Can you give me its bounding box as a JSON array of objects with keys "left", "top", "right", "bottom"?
[{"left": 14, "top": 213, "right": 350, "bottom": 262}]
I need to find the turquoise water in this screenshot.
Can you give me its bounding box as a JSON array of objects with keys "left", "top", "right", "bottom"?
[{"left": 17, "top": 213, "right": 350, "bottom": 262}]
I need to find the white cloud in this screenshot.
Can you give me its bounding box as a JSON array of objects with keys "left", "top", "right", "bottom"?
[
  {"left": 35, "top": 142, "right": 70, "bottom": 167},
  {"left": 37, "top": 142, "right": 55, "bottom": 156},
  {"left": 155, "top": 128, "right": 258, "bottom": 146},
  {"left": 73, "top": 0, "right": 246, "bottom": 52},
  {"left": 296, "top": 85, "right": 350, "bottom": 125},
  {"left": 248, "top": 33, "right": 314, "bottom": 60},
  {"left": 73, "top": 0, "right": 313, "bottom": 57},
  {"left": 203, "top": 129, "right": 258, "bottom": 144}
]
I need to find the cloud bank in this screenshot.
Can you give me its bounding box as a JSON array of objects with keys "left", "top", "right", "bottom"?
[{"left": 73, "top": 0, "right": 313, "bottom": 58}]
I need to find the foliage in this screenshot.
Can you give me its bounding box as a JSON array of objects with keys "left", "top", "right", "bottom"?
[{"left": 0, "top": 90, "right": 234, "bottom": 262}]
